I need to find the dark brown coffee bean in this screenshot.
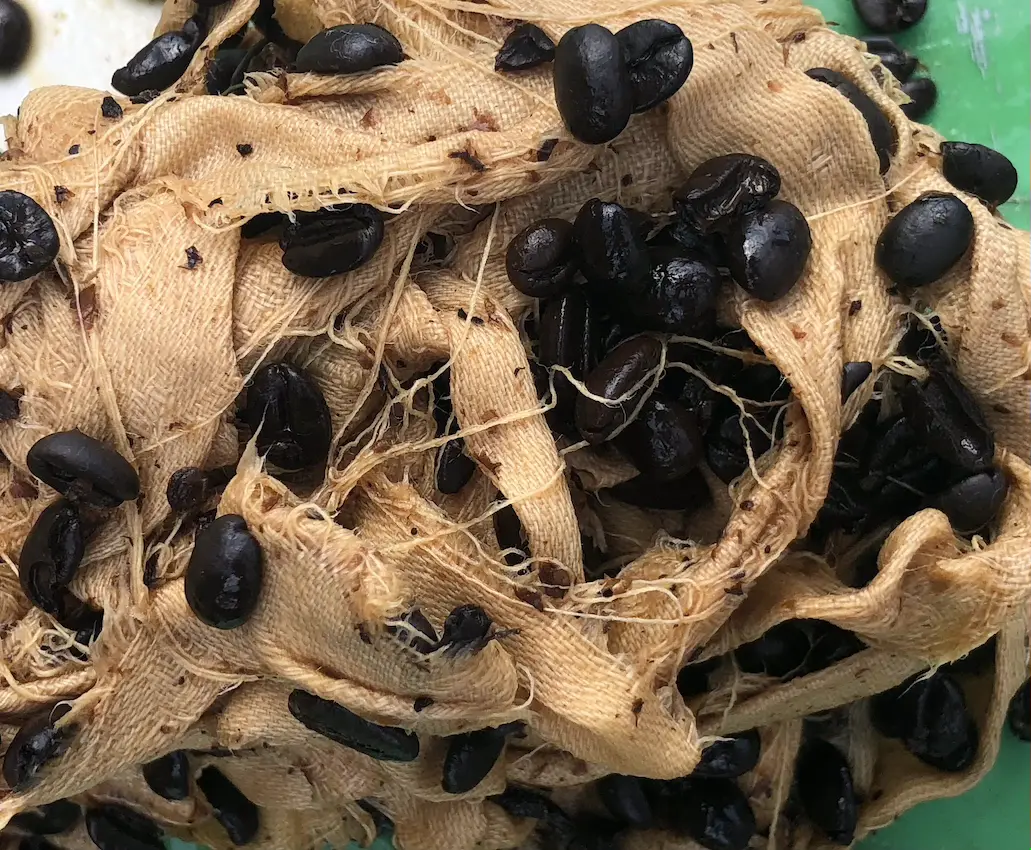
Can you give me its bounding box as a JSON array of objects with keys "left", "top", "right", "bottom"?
[
  {"left": 554, "top": 24, "right": 633, "bottom": 144},
  {"left": 853, "top": 0, "right": 927, "bottom": 32},
  {"left": 901, "top": 368, "right": 994, "bottom": 472},
  {"left": 280, "top": 204, "right": 385, "bottom": 277},
  {"left": 0, "top": 190, "right": 60, "bottom": 282},
  {"left": 3, "top": 705, "right": 74, "bottom": 791},
  {"left": 631, "top": 248, "right": 719, "bottom": 335},
  {"left": 0, "top": 0, "right": 31, "bottom": 72},
  {"left": 615, "top": 19, "right": 693, "bottom": 113},
  {"left": 540, "top": 291, "right": 594, "bottom": 378},
  {"left": 436, "top": 437, "right": 476, "bottom": 494},
  {"left": 142, "top": 751, "right": 191, "bottom": 801},
  {"left": 725, "top": 199, "right": 811, "bottom": 302},
  {"left": 864, "top": 35, "right": 918, "bottom": 81},
  {"left": 900, "top": 76, "right": 937, "bottom": 120},
  {"left": 185, "top": 514, "right": 264, "bottom": 630},
  {"left": 608, "top": 467, "right": 711, "bottom": 511},
  {"left": 495, "top": 23, "right": 555, "bottom": 72},
  {"left": 796, "top": 739, "right": 858, "bottom": 845},
  {"left": 506, "top": 218, "right": 578, "bottom": 297},
  {"left": 876, "top": 192, "right": 974, "bottom": 287},
  {"left": 1008, "top": 679, "right": 1030, "bottom": 742},
  {"left": 841, "top": 361, "right": 872, "bottom": 400},
  {"left": 111, "top": 18, "right": 204, "bottom": 96},
  {"left": 673, "top": 154, "right": 781, "bottom": 234},
  {"left": 806, "top": 68, "right": 896, "bottom": 173},
  {"left": 288, "top": 689, "right": 420, "bottom": 761},
  {"left": 196, "top": 766, "right": 260, "bottom": 845},
  {"left": 295, "top": 24, "right": 403, "bottom": 74},
  {"left": 243, "top": 362, "right": 332, "bottom": 470},
  {"left": 693, "top": 729, "right": 761, "bottom": 779},
  {"left": 669, "top": 777, "right": 756, "bottom": 850},
  {"left": 439, "top": 603, "right": 494, "bottom": 656},
  {"left": 574, "top": 199, "right": 649, "bottom": 295},
  {"left": 597, "top": 774, "right": 653, "bottom": 828},
  {"left": 442, "top": 727, "right": 507, "bottom": 794},
  {"left": 575, "top": 335, "right": 663, "bottom": 444},
  {"left": 27, "top": 430, "right": 140, "bottom": 507},
  {"left": 928, "top": 469, "right": 1007, "bottom": 534},
  {"left": 19, "top": 499, "right": 83, "bottom": 592},
  {"left": 84, "top": 804, "right": 163, "bottom": 850},
  {"left": 616, "top": 393, "right": 703, "bottom": 482},
  {"left": 9, "top": 801, "right": 80, "bottom": 836},
  {"left": 941, "top": 141, "right": 1019, "bottom": 207}
]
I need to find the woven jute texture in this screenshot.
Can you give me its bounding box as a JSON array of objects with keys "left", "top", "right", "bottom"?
[{"left": 0, "top": 0, "right": 1028, "bottom": 847}]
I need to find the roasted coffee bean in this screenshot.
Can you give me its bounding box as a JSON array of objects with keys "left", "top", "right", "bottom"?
[
  {"left": 9, "top": 800, "right": 80, "bottom": 836},
  {"left": 280, "top": 204, "right": 385, "bottom": 277},
  {"left": 796, "top": 739, "right": 858, "bottom": 845},
  {"left": 439, "top": 603, "right": 494, "bottom": 655},
  {"left": 295, "top": 24, "right": 404, "bottom": 74},
  {"left": 802, "top": 622, "right": 864, "bottom": 672},
  {"left": 928, "top": 469, "right": 1007, "bottom": 534},
  {"left": 857, "top": 414, "right": 953, "bottom": 513},
  {"left": 554, "top": 24, "right": 633, "bottom": 144},
  {"left": 196, "top": 767, "right": 260, "bottom": 845},
  {"left": 388, "top": 607, "right": 439, "bottom": 654},
  {"left": 243, "top": 362, "right": 332, "bottom": 470},
  {"left": 630, "top": 248, "right": 719, "bottom": 335},
  {"left": 506, "top": 218, "right": 578, "bottom": 297},
  {"left": 84, "top": 804, "right": 163, "bottom": 850},
  {"left": 877, "top": 191, "right": 974, "bottom": 287},
  {"left": 693, "top": 729, "right": 761, "bottom": 779},
  {"left": 241, "top": 212, "right": 286, "bottom": 239},
  {"left": 608, "top": 467, "right": 711, "bottom": 511},
  {"left": 3, "top": 705, "right": 73, "bottom": 791},
  {"left": 0, "top": 0, "right": 31, "bottom": 72},
  {"left": 864, "top": 36, "right": 918, "bottom": 82},
  {"left": 142, "top": 750, "right": 191, "bottom": 801},
  {"left": 0, "top": 387, "right": 20, "bottom": 420},
  {"left": 853, "top": 0, "right": 927, "bottom": 31},
  {"left": 111, "top": 18, "right": 204, "bottom": 96},
  {"left": 496, "top": 23, "right": 555, "bottom": 72},
  {"left": 841, "top": 361, "right": 872, "bottom": 401},
  {"left": 206, "top": 47, "right": 248, "bottom": 95},
  {"left": 940, "top": 141, "right": 1019, "bottom": 207},
  {"left": 806, "top": 68, "right": 896, "bottom": 173},
  {"left": 615, "top": 19, "right": 693, "bottom": 113},
  {"left": 288, "top": 689, "right": 420, "bottom": 761},
  {"left": 26, "top": 430, "right": 140, "bottom": 507},
  {"left": 185, "top": 514, "right": 264, "bottom": 630},
  {"left": 724, "top": 199, "right": 811, "bottom": 302},
  {"left": 167, "top": 465, "right": 232, "bottom": 513},
  {"left": 676, "top": 657, "right": 720, "bottom": 699},
  {"left": 493, "top": 503, "right": 529, "bottom": 567},
  {"left": 436, "top": 437, "right": 476, "bottom": 494},
  {"left": 574, "top": 199, "right": 649, "bottom": 294},
  {"left": 1007, "top": 679, "right": 1030, "bottom": 741},
  {"left": 616, "top": 393, "right": 703, "bottom": 482},
  {"left": 900, "top": 76, "right": 936, "bottom": 121},
  {"left": 357, "top": 799, "right": 394, "bottom": 836},
  {"left": 671, "top": 372, "right": 719, "bottom": 434},
  {"left": 491, "top": 786, "right": 563, "bottom": 821},
  {"left": 252, "top": 0, "right": 301, "bottom": 52},
  {"left": 540, "top": 291, "right": 595, "bottom": 378},
  {"left": 576, "top": 335, "right": 663, "bottom": 444},
  {"left": 731, "top": 363, "right": 791, "bottom": 405},
  {"left": 735, "top": 621, "right": 812, "bottom": 678},
  {"left": 596, "top": 774, "right": 652, "bottom": 828},
  {"left": 0, "top": 190, "right": 60, "bottom": 282},
  {"left": 19, "top": 499, "right": 83, "bottom": 591},
  {"left": 705, "top": 410, "right": 772, "bottom": 484},
  {"left": 901, "top": 368, "right": 994, "bottom": 472},
  {"left": 442, "top": 727, "right": 507, "bottom": 794},
  {"left": 673, "top": 155, "right": 781, "bottom": 234},
  {"left": 669, "top": 777, "right": 756, "bottom": 850}
]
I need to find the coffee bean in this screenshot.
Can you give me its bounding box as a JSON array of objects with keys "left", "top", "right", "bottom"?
[
  {"left": 439, "top": 603, "right": 494, "bottom": 655},
  {"left": 607, "top": 467, "right": 711, "bottom": 512},
  {"left": 630, "top": 248, "right": 720, "bottom": 335},
  {"left": 615, "top": 19, "right": 693, "bottom": 113},
  {"left": 493, "top": 503, "right": 529, "bottom": 567},
  {"left": 1007, "top": 679, "right": 1030, "bottom": 742},
  {"left": 731, "top": 363, "right": 791, "bottom": 405},
  {"left": 142, "top": 750, "right": 191, "bottom": 801},
  {"left": 864, "top": 35, "right": 918, "bottom": 82},
  {"left": 857, "top": 413, "right": 951, "bottom": 510},
  {"left": 196, "top": 766, "right": 260, "bottom": 845},
  {"left": 84, "top": 804, "right": 163, "bottom": 850},
  {"left": 3, "top": 705, "right": 74, "bottom": 791},
  {"left": 0, "top": 0, "right": 31, "bottom": 73},
  {"left": 735, "top": 621, "right": 812, "bottom": 678},
  {"left": 796, "top": 739, "right": 858, "bottom": 845},
  {"left": 673, "top": 154, "right": 781, "bottom": 234},
  {"left": 693, "top": 729, "right": 761, "bottom": 779},
  {"left": 288, "top": 689, "right": 420, "bottom": 761},
  {"left": 574, "top": 199, "right": 649, "bottom": 294},
  {"left": 357, "top": 800, "right": 394, "bottom": 836},
  {"left": 806, "top": 68, "right": 896, "bottom": 173},
  {"left": 540, "top": 291, "right": 595, "bottom": 378},
  {"left": 506, "top": 218, "right": 578, "bottom": 298},
  {"left": 597, "top": 774, "right": 653, "bottom": 828},
  {"left": 0, "top": 190, "right": 61, "bottom": 282},
  {"left": 901, "top": 368, "right": 994, "bottom": 472},
  {"left": 388, "top": 608, "right": 439, "bottom": 654},
  {"left": 436, "top": 437, "right": 476, "bottom": 494},
  {"left": 19, "top": 499, "right": 83, "bottom": 593},
  {"left": 876, "top": 192, "right": 974, "bottom": 287},
  {"left": 279, "top": 204, "right": 385, "bottom": 277},
  {"left": 167, "top": 466, "right": 232, "bottom": 513},
  {"left": 801, "top": 621, "right": 865, "bottom": 672},
  {"left": 853, "top": 0, "right": 927, "bottom": 32},
  {"left": 241, "top": 212, "right": 286, "bottom": 239},
  {"left": 185, "top": 514, "right": 264, "bottom": 630},
  {"left": 841, "top": 361, "right": 873, "bottom": 401},
  {"left": 725, "top": 199, "right": 811, "bottom": 302},
  {"left": 495, "top": 23, "right": 555, "bottom": 72},
  {"left": 554, "top": 24, "right": 633, "bottom": 144},
  {"left": 490, "top": 786, "right": 564, "bottom": 821},
  {"left": 0, "top": 387, "right": 20, "bottom": 420},
  {"left": 928, "top": 469, "right": 1007, "bottom": 534},
  {"left": 295, "top": 24, "right": 403, "bottom": 74},
  {"left": 669, "top": 777, "right": 756, "bottom": 850},
  {"left": 616, "top": 393, "right": 703, "bottom": 482},
  {"left": 442, "top": 727, "right": 507, "bottom": 794},
  {"left": 575, "top": 334, "right": 663, "bottom": 444},
  {"left": 676, "top": 657, "right": 720, "bottom": 699},
  {"left": 900, "top": 76, "right": 936, "bottom": 121},
  {"left": 27, "top": 430, "right": 139, "bottom": 508},
  {"left": 252, "top": 0, "right": 301, "bottom": 52},
  {"left": 111, "top": 18, "right": 204, "bottom": 96},
  {"left": 9, "top": 800, "right": 80, "bottom": 836},
  {"left": 940, "top": 141, "right": 1019, "bottom": 207},
  {"left": 206, "top": 47, "right": 248, "bottom": 95},
  {"left": 243, "top": 362, "right": 332, "bottom": 470},
  {"left": 705, "top": 410, "right": 772, "bottom": 484}
]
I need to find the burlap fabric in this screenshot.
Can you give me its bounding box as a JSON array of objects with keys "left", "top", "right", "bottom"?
[{"left": 0, "top": 0, "right": 1028, "bottom": 847}]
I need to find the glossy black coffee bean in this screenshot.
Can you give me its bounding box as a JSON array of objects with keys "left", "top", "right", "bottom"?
[
  {"left": 705, "top": 410, "right": 772, "bottom": 484},
  {"left": 27, "top": 430, "right": 140, "bottom": 507},
  {"left": 615, "top": 19, "right": 693, "bottom": 113},
  {"left": 9, "top": 800, "right": 80, "bottom": 836},
  {"left": 725, "top": 200, "right": 811, "bottom": 302},
  {"left": 493, "top": 503, "right": 529, "bottom": 566},
  {"left": 693, "top": 729, "right": 761, "bottom": 779},
  {"left": 616, "top": 393, "right": 703, "bottom": 482},
  {"left": 901, "top": 368, "right": 994, "bottom": 472},
  {"left": 673, "top": 155, "right": 781, "bottom": 234},
  {"left": 280, "top": 204, "right": 385, "bottom": 278},
  {"left": 841, "top": 361, "right": 873, "bottom": 402},
  {"left": 631, "top": 248, "right": 720, "bottom": 335},
  {"left": 857, "top": 413, "right": 949, "bottom": 505},
  {"left": 735, "top": 621, "right": 812, "bottom": 678},
  {"left": 142, "top": 750, "right": 191, "bottom": 801},
  {"left": 806, "top": 68, "right": 896, "bottom": 173},
  {"left": 853, "top": 0, "right": 927, "bottom": 31},
  {"left": 554, "top": 24, "right": 633, "bottom": 144},
  {"left": 442, "top": 727, "right": 507, "bottom": 794},
  {"left": 439, "top": 603, "right": 494, "bottom": 655},
  {"left": 436, "top": 438, "right": 476, "bottom": 494},
  {"left": 540, "top": 291, "right": 595, "bottom": 378},
  {"left": 243, "top": 362, "right": 332, "bottom": 470},
  {"left": 670, "top": 777, "right": 756, "bottom": 850},
  {"left": 940, "top": 141, "right": 1019, "bottom": 207},
  {"left": 574, "top": 199, "right": 649, "bottom": 294},
  {"left": 608, "top": 467, "right": 711, "bottom": 511},
  {"left": 3, "top": 705, "right": 73, "bottom": 791},
  {"left": 928, "top": 469, "right": 1007, "bottom": 534},
  {"left": 676, "top": 657, "right": 720, "bottom": 699},
  {"left": 864, "top": 36, "right": 918, "bottom": 82},
  {"left": 876, "top": 191, "right": 974, "bottom": 287},
  {"left": 288, "top": 689, "right": 420, "bottom": 761},
  {"left": 597, "top": 774, "right": 652, "bottom": 828},
  {"left": 506, "top": 219, "right": 578, "bottom": 298},
  {"left": 84, "top": 804, "right": 163, "bottom": 850},
  {"left": 196, "top": 767, "right": 260, "bottom": 845},
  {"left": 575, "top": 335, "right": 663, "bottom": 444},
  {"left": 206, "top": 47, "right": 248, "bottom": 95},
  {"left": 295, "top": 24, "right": 404, "bottom": 74},
  {"left": 0, "top": 190, "right": 60, "bottom": 283},
  {"left": 185, "top": 514, "right": 264, "bottom": 630},
  {"left": 796, "top": 739, "right": 858, "bottom": 845},
  {"left": 1007, "top": 679, "right": 1030, "bottom": 742},
  {"left": 672, "top": 372, "right": 719, "bottom": 434},
  {"left": 803, "top": 622, "right": 865, "bottom": 672},
  {"left": 19, "top": 499, "right": 83, "bottom": 592},
  {"left": 496, "top": 23, "right": 555, "bottom": 72},
  {"left": 900, "top": 76, "right": 936, "bottom": 121},
  {"left": 111, "top": 18, "right": 204, "bottom": 96},
  {"left": 731, "top": 363, "right": 791, "bottom": 405},
  {"left": 167, "top": 465, "right": 232, "bottom": 513},
  {"left": 0, "top": 0, "right": 31, "bottom": 72}
]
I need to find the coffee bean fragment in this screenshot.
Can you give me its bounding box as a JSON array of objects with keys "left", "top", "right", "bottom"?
[
  {"left": 495, "top": 23, "right": 555, "bottom": 72},
  {"left": 84, "top": 804, "right": 164, "bottom": 850},
  {"left": 674, "top": 155, "right": 781, "bottom": 234},
  {"left": 3, "top": 705, "right": 74, "bottom": 791},
  {"left": 853, "top": 0, "right": 927, "bottom": 32},
  {"left": 615, "top": 19, "right": 693, "bottom": 113},
  {"left": 142, "top": 750, "right": 191, "bottom": 801},
  {"left": 940, "top": 141, "right": 1019, "bottom": 207},
  {"left": 9, "top": 800, "right": 80, "bottom": 836},
  {"left": 1007, "top": 679, "right": 1030, "bottom": 742},
  {"left": 597, "top": 774, "right": 653, "bottom": 828},
  {"left": 668, "top": 777, "right": 756, "bottom": 850},
  {"left": 554, "top": 24, "right": 633, "bottom": 144},
  {"left": 243, "top": 361, "right": 332, "bottom": 471},
  {"left": 608, "top": 467, "right": 711, "bottom": 511},
  {"left": 185, "top": 514, "right": 264, "bottom": 630},
  {"left": 279, "top": 204, "right": 385, "bottom": 277},
  {"left": 27, "top": 430, "right": 140, "bottom": 507},
  {"left": 111, "top": 18, "right": 204, "bottom": 96},
  {"left": 574, "top": 199, "right": 649, "bottom": 296},
  {"left": 288, "top": 689, "right": 420, "bottom": 761},
  {"left": 806, "top": 68, "right": 896, "bottom": 173},
  {"left": 442, "top": 727, "right": 508, "bottom": 793},
  {"left": 505, "top": 218, "right": 578, "bottom": 297},
  {"left": 900, "top": 368, "right": 994, "bottom": 472},
  {"left": 725, "top": 199, "right": 811, "bottom": 302},
  {"left": 0, "top": 0, "right": 31, "bottom": 72},
  {"left": 876, "top": 192, "right": 973, "bottom": 287},
  {"left": 0, "top": 190, "right": 61, "bottom": 282},
  {"left": 197, "top": 766, "right": 260, "bottom": 845},
  {"left": 900, "top": 76, "right": 936, "bottom": 121},
  {"left": 100, "top": 96, "right": 123, "bottom": 120},
  {"left": 864, "top": 35, "right": 918, "bottom": 82},
  {"left": 616, "top": 393, "right": 703, "bottom": 482},
  {"left": 295, "top": 24, "right": 403, "bottom": 75},
  {"left": 576, "top": 334, "right": 662, "bottom": 444},
  {"left": 928, "top": 469, "right": 1007, "bottom": 534},
  {"left": 796, "top": 738, "right": 858, "bottom": 845},
  {"left": 841, "top": 361, "right": 872, "bottom": 400},
  {"left": 693, "top": 729, "right": 761, "bottom": 779}
]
